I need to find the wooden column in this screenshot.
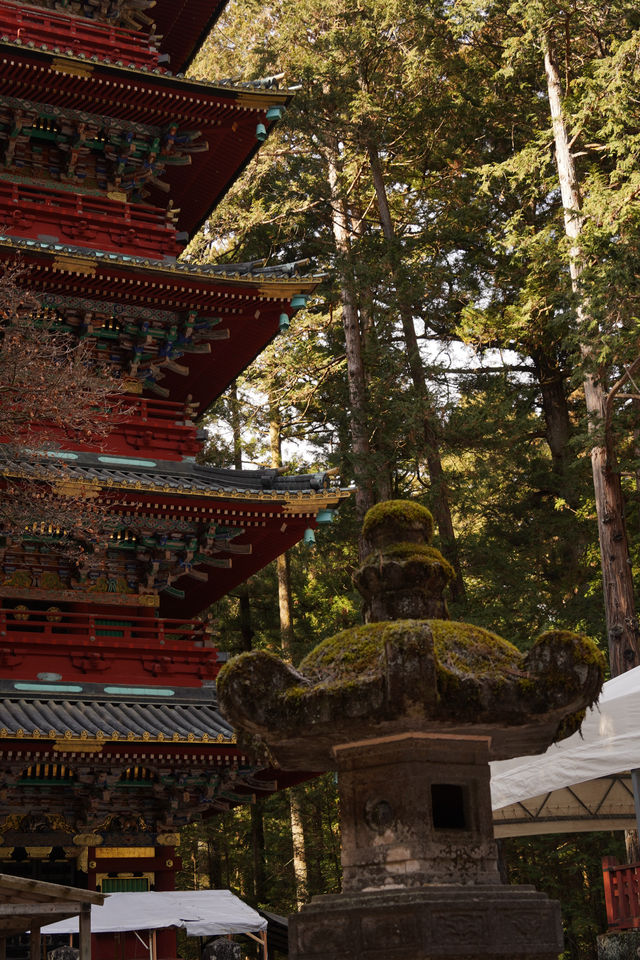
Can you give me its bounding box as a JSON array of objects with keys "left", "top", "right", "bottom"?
[
  {"left": 79, "top": 904, "right": 91, "bottom": 960},
  {"left": 29, "top": 927, "right": 40, "bottom": 960}
]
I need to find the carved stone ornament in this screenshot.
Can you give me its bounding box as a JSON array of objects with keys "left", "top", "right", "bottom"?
[{"left": 218, "top": 500, "right": 606, "bottom": 960}]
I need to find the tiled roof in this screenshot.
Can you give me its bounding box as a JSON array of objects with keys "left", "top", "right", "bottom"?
[
  {"left": 0, "top": 235, "right": 320, "bottom": 284},
  {"left": 0, "top": 32, "right": 289, "bottom": 93},
  {"left": 194, "top": 259, "right": 315, "bottom": 280},
  {"left": 216, "top": 75, "right": 287, "bottom": 90},
  {"left": 0, "top": 680, "right": 234, "bottom": 743},
  {"left": 0, "top": 452, "right": 342, "bottom": 502}
]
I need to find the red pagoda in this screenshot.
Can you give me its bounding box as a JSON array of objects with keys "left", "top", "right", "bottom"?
[{"left": 0, "top": 0, "right": 347, "bottom": 946}]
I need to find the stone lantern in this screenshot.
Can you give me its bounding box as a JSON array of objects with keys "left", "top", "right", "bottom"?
[{"left": 218, "top": 500, "right": 605, "bottom": 960}]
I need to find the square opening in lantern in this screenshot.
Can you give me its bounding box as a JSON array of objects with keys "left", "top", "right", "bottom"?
[{"left": 431, "top": 783, "right": 468, "bottom": 830}]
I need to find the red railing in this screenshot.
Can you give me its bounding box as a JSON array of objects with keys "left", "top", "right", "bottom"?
[
  {"left": 114, "top": 398, "right": 200, "bottom": 458},
  {"left": 602, "top": 857, "right": 640, "bottom": 929},
  {"left": 5, "top": 397, "right": 201, "bottom": 460},
  {"left": 0, "top": 0, "right": 162, "bottom": 69},
  {"left": 1, "top": 181, "right": 182, "bottom": 260},
  {"left": 126, "top": 398, "right": 194, "bottom": 427},
  {"left": 0, "top": 608, "right": 213, "bottom": 648}
]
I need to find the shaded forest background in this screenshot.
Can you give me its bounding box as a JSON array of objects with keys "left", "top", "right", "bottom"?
[{"left": 176, "top": 0, "right": 640, "bottom": 956}]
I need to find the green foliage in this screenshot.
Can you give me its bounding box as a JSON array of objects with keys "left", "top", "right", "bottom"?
[
  {"left": 503, "top": 833, "right": 627, "bottom": 960},
  {"left": 178, "top": 0, "right": 640, "bottom": 940},
  {"left": 207, "top": 514, "right": 361, "bottom": 664},
  {"left": 178, "top": 774, "right": 341, "bottom": 911}
]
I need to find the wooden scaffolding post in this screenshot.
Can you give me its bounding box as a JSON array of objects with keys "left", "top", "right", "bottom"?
[
  {"left": 79, "top": 903, "right": 92, "bottom": 960},
  {"left": 29, "top": 926, "right": 40, "bottom": 960}
]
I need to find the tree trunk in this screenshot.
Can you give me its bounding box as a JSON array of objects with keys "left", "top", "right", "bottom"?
[
  {"left": 268, "top": 395, "right": 296, "bottom": 656},
  {"left": 634, "top": 399, "right": 640, "bottom": 538},
  {"left": 357, "top": 284, "right": 393, "bottom": 501},
  {"left": 544, "top": 36, "right": 639, "bottom": 674},
  {"left": 532, "top": 348, "right": 572, "bottom": 479},
  {"left": 367, "top": 142, "right": 466, "bottom": 600},
  {"left": 290, "top": 788, "right": 309, "bottom": 909},
  {"left": 206, "top": 838, "right": 222, "bottom": 890},
  {"left": 625, "top": 830, "right": 640, "bottom": 864},
  {"left": 269, "top": 395, "right": 310, "bottom": 902},
  {"left": 324, "top": 140, "right": 375, "bottom": 542},
  {"left": 229, "top": 380, "right": 254, "bottom": 651},
  {"left": 226, "top": 385, "right": 266, "bottom": 890},
  {"left": 237, "top": 588, "right": 254, "bottom": 652},
  {"left": 229, "top": 380, "right": 243, "bottom": 471},
  {"left": 251, "top": 800, "right": 266, "bottom": 904}
]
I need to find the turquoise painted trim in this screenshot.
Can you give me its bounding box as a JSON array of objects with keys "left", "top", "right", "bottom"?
[
  {"left": 15, "top": 682, "right": 83, "bottom": 693},
  {"left": 98, "top": 455, "right": 157, "bottom": 467},
  {"left": 26, "top": 449, "right": 79, "bottom": 460},
  {"left": 104, "top": 686, "right": 175, "bottom": 697}
]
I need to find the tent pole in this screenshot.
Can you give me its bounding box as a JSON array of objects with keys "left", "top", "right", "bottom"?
[
  {"left": 30, "top": 926, "right": 40, "bottom": 960},
  {"left": 245, "top": 931, "right": 268, "bottom": 960},
  {"left": 632, "top": 768, "right": 640, "bottom": 850},
  {"left": 79, "top": 904, "right": 91, "bottom": 960}
]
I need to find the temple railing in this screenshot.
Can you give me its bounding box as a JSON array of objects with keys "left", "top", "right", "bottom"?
[
  {"left": 0, "top": 0, "right": 162, "bottom": 69},
  {"left": 602, "top": 856, "right": 640, "bottom": 930},
  {"left": 6, "top": 397, "right": 201, "bottom": 459},
  {"left": 106, "top": 397, "right": 201, "bottom": 459},
  {"left": 127, "top": 398, "right": 194, "bottom": 425},
  {"left": 0, "top": 608, "right": 213, "bottom": 647},
  {"left": 2, "top": 181, "right": 182, "bottom": 259}
]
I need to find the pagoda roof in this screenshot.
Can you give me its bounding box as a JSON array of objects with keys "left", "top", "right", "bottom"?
[
  {"left": 0, "top": 45, "right": 292, "bottom": 236},
  {"left": 2, "top": 451, "right": 340, "bottom": 502},
  {"left": 2, "top": 235, "right": 314, "bottom": 282},
  {"left": 0, "top": 451, "right": 348, "bottom": 616},
  {"left": 0, "top": 240, "right": 317, "bottom": 412},
  {"left": 0, "top": 678, "right": 307, "bottom": 838},
  {"left": 0, "top": 677, "right": 234, "bottom": 745}
]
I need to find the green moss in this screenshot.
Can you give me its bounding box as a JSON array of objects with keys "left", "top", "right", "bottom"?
[
  {"left": 363, "top": 542, "right": 455, "bottom": 582},
  {"left": 362, "top": 500, "right": 434, "bottom": 542},
  {"left": 283, "top": 684, "right": 314, "bottom": 703},
  {"left": 298, "top": 618, "right": 526, "bottom": 692},
  {"left": 535, "top": 629, "right": 606, "bottom": 671},
  {"left": 554, "top": 708, "right": 588, "bottom": 742},
  {"left": 220, "top": 619, "right": 604, "bottom": 734},
  {"left": 216, "top": 649, "right": 284, "bottom": 695},
  {"left": 298, "top": 622, "right": 393, "bottom": 683},
  {"left": 428, "top": 619, "right": 524, "bottom": 679}
]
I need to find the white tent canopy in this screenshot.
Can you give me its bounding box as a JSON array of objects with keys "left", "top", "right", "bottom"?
[
  {"left": 491, "top": 667, "right": 640, "bottom": 837},
  {"left": 41, "top": 890, "right": 267, "bottom": 937}
]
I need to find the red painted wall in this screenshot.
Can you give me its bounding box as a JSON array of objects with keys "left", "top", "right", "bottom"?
[{"left": 89, "top": 847, "right": 182, "bottom": 960}]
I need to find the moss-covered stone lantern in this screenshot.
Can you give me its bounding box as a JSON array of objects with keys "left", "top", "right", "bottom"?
[{"left": 218, "top": 500, "right": 605, "bottom": 960}]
